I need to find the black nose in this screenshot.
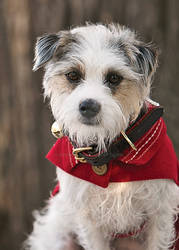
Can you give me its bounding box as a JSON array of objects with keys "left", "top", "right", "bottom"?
[{"left": 79, "top": 99, "right": 101, "bottom": 118}]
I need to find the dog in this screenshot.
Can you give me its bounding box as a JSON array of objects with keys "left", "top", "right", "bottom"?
[{"left": 24, "top": 24, "right": 179, "bottom": 250}]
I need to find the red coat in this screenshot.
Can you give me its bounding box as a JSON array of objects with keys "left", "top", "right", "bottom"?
[
  {"left": 46, "top": 118, "right": 179, "bottom": 188},
  {"left": 46, "top": 117, "right": 179, "bottom": 247}
]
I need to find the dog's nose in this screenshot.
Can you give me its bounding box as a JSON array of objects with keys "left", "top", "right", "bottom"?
[{"left": 79, "top": 99, "right": 101, "bottom": 118}]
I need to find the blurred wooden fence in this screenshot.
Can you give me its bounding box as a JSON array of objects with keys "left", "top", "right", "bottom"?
[{"left": 0, "top": 0, "right": 178, "bottom": 249}]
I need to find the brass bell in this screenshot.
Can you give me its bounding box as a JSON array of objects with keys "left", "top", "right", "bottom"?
[{"left": 51, "top": 121, "right": 64, "bottom": 138}]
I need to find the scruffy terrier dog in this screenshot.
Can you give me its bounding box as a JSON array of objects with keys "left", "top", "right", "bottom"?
[{"left": 25, "top": 24, "right": 179, "bottom": 250}]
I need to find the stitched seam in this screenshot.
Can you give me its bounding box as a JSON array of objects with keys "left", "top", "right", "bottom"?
[
  {"left": 125, "top": 119, "right": 162, "bottom": 163},
  {"left": 126, "top": 119, "right": 162, "bottom": 163},
  {"left": 134, "top": 120, "right": 163, "bottom": 161},
  {"left": 122, "top": 121, "right": 159, "bottom": 161}
]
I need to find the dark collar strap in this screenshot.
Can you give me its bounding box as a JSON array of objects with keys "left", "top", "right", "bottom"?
[{"left": 77, "top": 106, "right": 164, "bottom": 166}]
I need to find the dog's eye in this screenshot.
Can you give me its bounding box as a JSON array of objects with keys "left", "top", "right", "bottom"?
[
  {"left": 66, "top": 71, "right": 81, "bottom": 83},
  {"left": 106, "top": 73, "right": 123, "bottom": 86}
]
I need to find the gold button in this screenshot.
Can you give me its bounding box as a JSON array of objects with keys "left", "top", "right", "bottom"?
[{"left": 92, "top": 164, "right": 108, "bottom": 175}]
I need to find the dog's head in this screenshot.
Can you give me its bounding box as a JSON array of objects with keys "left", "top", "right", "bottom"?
[{"left": 33, "top": 24, "right": 158, "bottom": 151}]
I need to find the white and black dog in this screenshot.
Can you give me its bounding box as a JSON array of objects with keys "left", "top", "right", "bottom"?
[{"left": 25, "top": 24, "right": 179, "bottom": 250}]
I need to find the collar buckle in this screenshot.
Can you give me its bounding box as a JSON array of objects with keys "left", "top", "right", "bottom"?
[{"left": 73, "top": 147, "right": 93, "bottom": 163}]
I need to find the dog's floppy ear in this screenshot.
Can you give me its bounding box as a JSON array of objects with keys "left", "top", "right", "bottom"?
[
  {"left": 33, "top": 33, "right": 61, "bottom": 71},
  {"left": 135, "top": 44, "right": 159, "bottom": 83}
]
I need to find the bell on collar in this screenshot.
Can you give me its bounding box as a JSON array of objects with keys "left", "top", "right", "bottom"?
[{"left": 51, "top": 121, "right": 64, "bottom": 138}]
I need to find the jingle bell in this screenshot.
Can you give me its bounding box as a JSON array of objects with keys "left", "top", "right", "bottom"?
[{"left": 51, "top": 121, "right": 63, "bottom": 138}]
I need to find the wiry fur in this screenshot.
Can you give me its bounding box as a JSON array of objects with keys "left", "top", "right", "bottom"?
[{"left": 24, "top": 24, "right": 179, "bottom": 250}]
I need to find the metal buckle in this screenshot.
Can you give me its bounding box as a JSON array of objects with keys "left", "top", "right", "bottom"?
[{"left": 73, "top": 147, "right": 93, "bottom": 163}]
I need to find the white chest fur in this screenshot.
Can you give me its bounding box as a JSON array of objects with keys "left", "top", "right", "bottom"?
[{"left": 56, "top": 168, "right": 176, "bottom": 237}]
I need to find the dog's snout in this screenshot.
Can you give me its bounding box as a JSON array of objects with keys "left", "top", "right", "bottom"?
[{"left": 79, "top": 99, "right": 101, "bottom": 118}]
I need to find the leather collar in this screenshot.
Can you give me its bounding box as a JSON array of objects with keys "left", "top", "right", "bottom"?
[{"left": 72, "top": 105, "right": 163, "bottom": 166}]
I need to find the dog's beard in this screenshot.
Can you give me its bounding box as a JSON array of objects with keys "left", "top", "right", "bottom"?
[
  {"left": 63, "top": 126, "right": 110, "bottom": 152},
  {"left": 57, "top": 109, "right": 128, "bottom": 152}
]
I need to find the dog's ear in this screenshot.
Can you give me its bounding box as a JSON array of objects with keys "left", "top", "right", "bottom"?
[
  {"left": 33, "top": 32, "right": 75, "bottom": 71},
  {"left": 33, "top": 34, "right": 61, "bottom": 71},
  {"left": 135, "top": 44, "right": 159, "bottom": 83}
]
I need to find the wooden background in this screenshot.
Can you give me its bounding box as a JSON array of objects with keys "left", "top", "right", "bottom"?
[{"left": 0, "top": 0, "right": 178, "bottom": 249}]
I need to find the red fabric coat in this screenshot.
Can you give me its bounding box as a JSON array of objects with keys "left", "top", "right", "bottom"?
[
  {"left": 46, "top": 118, "right": 179, "bottom": 188},
  {"left": 47, "top": 117, "right": 179, "bottom": 247}
]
